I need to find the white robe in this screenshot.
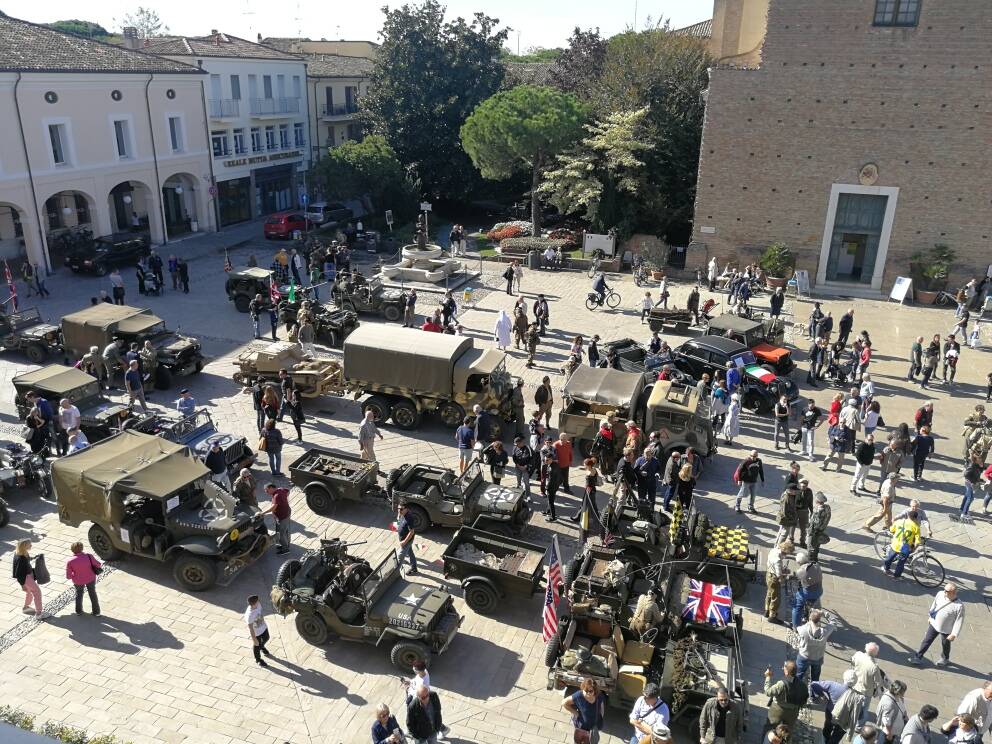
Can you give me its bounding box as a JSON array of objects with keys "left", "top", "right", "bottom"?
[
  {"left": 494, "top": 311, "right": 512, "bottom": 349},
  {"left": 723, "top": 399, "right": 742, "bottom": 440}
]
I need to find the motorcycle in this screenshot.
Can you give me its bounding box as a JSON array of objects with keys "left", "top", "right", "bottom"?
[{"left": 0, "top": 443, "right": 51, "bottom": 501}]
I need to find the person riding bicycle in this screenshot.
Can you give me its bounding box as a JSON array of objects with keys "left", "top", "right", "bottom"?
[
  {"left": 592, "top": 273, "right": 610, "bottom": 305},
  {"left": 883, "top": 510, "right": 921, "bottom": 579},
  {"left": 791, "top": 551, "right": 823, "bottom": 629}
]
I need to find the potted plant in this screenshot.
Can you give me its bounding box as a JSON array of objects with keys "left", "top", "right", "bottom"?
[
  {"left": 910, "top": 244, "right": 955, "bottom": 305},
  {"left": 640, "top": 243, "right": 667, "bottom": 280},
  {"left": 758, "top": 242, "right": 795, "bottom": 288}
]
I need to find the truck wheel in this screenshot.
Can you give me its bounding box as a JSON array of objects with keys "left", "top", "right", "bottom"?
[
  {"left": 464, "top": 581, "right": 500, "bottom": 614},
  {"left": 362, "top": 395, "right": 392, "bottom": 423},
  {"left": 25, "top": 344, "right": 47, "bottom": 364},
  {"left": 173, "top": 554, "right": 218, "bottom": 591},
  {"left": 742, "top": 392, "right": 764, "bottom": 414},
  {"left": 383, "top": 304, "right": 402, "bottom": 323},
  {"left": 295, "top": 611, "right": 329, "bottom": 645},
  {"left": 544, "top": 625, "right": 562, "bottom": 667},
  {"left": 276, "top": 558, "right": 302, "bottom": 588},
  {"left": 404, "top": 504, "right": 431, "bottom": 533},
  {"left": 390, "top": 400, "right": 421, "bottom": 430},
  {"left": 305, "top": 483, "right": 337, "bottom": 517},
  {"left": 234, "top": 294, "right": 251, "bottom": 313},
  {"left": 728, "top": 570, "right": 749, "bottom": 600},
  {"left": 154, "top": 365, "right": 173, "bottom": 391},
  {"left": 194, "top": 360, "right": 204, "bottom": 374},
  {"left": 390, "top": 640, "right": 430, "bottom": 670},
  {"left": 563, "top": 554, "right": 583, "bottom": 587},
  {"left": 576, "top": 438, "right": 594, "bottom": 458},
  {"left": 437, "top": 401, "right": 464, "bottom": 429},
  {"left": 88, "top": 524, "right": 123, "bottom": 560}
]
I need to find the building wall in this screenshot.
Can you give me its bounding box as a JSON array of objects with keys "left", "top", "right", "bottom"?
[
  {"left": 0, "top": 72, "right": 211, "bottom": 269},
  {"left": 710, "top": 0, "right": 769, "bottom": 65},
  {"left": 692, "top": 0, "right": 992, "bottom": 291},
  {"left": 307, "top": 77, "right": 370, "bottom": 156}
]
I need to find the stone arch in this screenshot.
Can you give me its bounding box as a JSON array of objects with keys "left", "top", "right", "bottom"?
[
  {"left": 40, "top": 189, "right": 98, "bottom": 265},
  {"left": 160, "top": 171, "right": 204, "bottom": 238}
]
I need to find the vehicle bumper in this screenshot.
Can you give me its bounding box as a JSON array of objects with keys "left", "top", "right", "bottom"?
[
  {"left": 166, "top": 353, "right": 205, "bottom": 377},
  {"left": 216, "top": 532, "right": 272, "bottom": 586}
]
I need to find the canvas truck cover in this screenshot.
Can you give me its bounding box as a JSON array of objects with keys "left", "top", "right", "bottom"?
[
  {"left": 61, "top": 304, "right": 155, "bottom": 355},
  {"left": 12, "top": 365, "right": 100, "bottom": 398},
  {"left": 452, "top": 348, "right": 504, "bottom": 392},
  {"left": 343, "top": 325, "right": 472, "bottom": 396},
  {"left": 563, "top": 366, "right": 644, "bottom": 408},
  {"left": 52, "top": 431, "right": 209, "bottom": 526}
]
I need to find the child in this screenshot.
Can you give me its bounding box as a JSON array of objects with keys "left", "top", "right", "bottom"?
[{"left": 641, "top": 292, "right": 653, "bottom": 323}]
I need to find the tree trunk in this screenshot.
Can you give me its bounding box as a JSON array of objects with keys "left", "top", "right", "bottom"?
[{"left": 531, "top": 152, "right": 542, "bottom": 238}]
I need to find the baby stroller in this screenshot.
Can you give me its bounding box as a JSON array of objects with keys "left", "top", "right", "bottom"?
[
  {"left": 143, "top": 272, "right": 162, "bottom": 296},
  {"left": 826, "top": 356, "right": 857, "bottom": 387}
]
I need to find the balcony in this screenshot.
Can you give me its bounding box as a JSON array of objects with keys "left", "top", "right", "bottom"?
[
  {"left": 208, "top": 99, "right": 240, "bottom": 119},
  {"left": 249, "top": 97, "right": 300, "bottom": 117},
  {"left": 320, "top": 103, "right": 359, "bottom": 120}
]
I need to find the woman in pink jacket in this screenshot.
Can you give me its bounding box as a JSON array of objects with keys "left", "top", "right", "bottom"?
[{"left": 65, "top": 542, "right": 101, "bottom": 616}]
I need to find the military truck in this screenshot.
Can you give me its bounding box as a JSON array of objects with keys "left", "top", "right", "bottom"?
[
  {"left": 344, "top": 325, "right": 515, "bottom": 430},
  {"left": 225, "top": 266, "right": 277, "bottom": 313},
  {"left": 157, "top": 409, "right": 254, "bottom": 476},
  {"left": 385, "top": 461, "right": 532, "bottom": 535},
  {"left": 558, "top": 366, "right": 716, "bottom": 460},
  {"left": 51, "top": 431, "right": 271, "bottom": 591},
  {"left": 12, "top": 365, "right": 153, "bottom": 442},
  {"left": 704, "top": 315, "right": 795, "bottom": 375},
  {"left": 330, "top": 274, "right": 405, "bottom": 322},
  {"left": 231, "top": 341, "right": 344, "bottom": 397},
  {"left": 61, "top": 304, "right": 204, "bottom": 389},
  {"left": 271, "top": 537, "right": 462, "bottom": 668},
  {"left": 0, "top": 307, "right": 62, "bottom": 363}
]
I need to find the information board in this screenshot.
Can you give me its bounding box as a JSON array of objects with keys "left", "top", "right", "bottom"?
[{"left": 889, "top": 276, "right": 913, "bottom": 303}]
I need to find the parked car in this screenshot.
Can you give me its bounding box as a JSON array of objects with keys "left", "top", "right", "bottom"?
[
  {"left": 704, "top": 315, "right": 796, "bottom": 375},
  {"left": 64, "top": 232, "right": 150, "bottom": 275},
  {"left": 304, "top": 201, "right": 353, "bottom": 226},
  {"left": 263, "top": 212, "right": 312, "bottom": 239}
]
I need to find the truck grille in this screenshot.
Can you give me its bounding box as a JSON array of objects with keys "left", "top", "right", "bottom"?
[{"left": 433, "top": 606, "right": 459, "bottom": 637}]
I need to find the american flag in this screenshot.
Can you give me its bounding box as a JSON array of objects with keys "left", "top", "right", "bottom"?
[
  {"left": 682, "top": 579, "right": 733, "bottom": 627},
  {"left": 542, "top": 535, "right": 563, "bottom": 642},
  {"left": 223, "top": 250, "right": 232, "bottom": 272},
  {"left": 269, "top": 276, "right": 281, "bottom": 306},
  {"left": 3, "top": 260, "right": 17, "bottom": 311}
]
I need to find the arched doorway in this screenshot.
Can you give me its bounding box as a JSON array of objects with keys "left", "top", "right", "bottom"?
[
  {"left": 42, "top": 190, "right": 95, "bottom": 263},
  {"left": 108, "top": 181, "right": 154, "bottom": 235},
  {"left": 0, "top": 203, "right": 26, "bottom": 262},
  {"left": 162, "top": 173, "right": 199, "bottom": 238}
]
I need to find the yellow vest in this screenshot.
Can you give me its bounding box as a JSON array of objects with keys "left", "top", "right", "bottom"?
[{"left": 890, "top": 519, "right": 920, "bottom": 553}]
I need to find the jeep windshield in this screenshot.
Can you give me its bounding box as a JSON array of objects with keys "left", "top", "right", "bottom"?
[
  {"left": 455, "top": 462, "right": 483, "bottom": 495},
  {"left": 362, "top": 550, "right": 401, "bottom": 602},
  {"left": 730, "top": 351, "right": 757, "bottom": 368}
]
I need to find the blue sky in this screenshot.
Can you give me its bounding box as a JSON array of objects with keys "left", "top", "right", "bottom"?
[{"left": 11, "top": 0, "right": 713, "bottom": 50}]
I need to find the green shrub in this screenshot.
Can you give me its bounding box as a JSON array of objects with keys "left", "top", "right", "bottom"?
[
  {"left": 910, "top": 243, "right": 956, "bottom": 291},
  {"left": 0, "top": 705, "right": 34, "bottom": 730},
  {"left": 40, "top": 722, "right": 90, "bottom": 744},
  {"left": 758, "top": 242, "right": 795, "bottom": 278}
]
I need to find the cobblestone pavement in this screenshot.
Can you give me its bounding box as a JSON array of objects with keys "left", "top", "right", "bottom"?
[{"left": 0, "top": 237, "right": 988, "bottom": 744}]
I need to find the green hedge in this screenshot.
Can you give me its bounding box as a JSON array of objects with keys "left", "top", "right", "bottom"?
[{"left": 0, "top": 706, "right": 131, "bottom": 744}]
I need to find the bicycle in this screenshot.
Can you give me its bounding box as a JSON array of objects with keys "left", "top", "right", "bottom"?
[
  {"left": 585, "top": 287, "right": 621, "bottom": 311},
  {"left": 872, "top": 530, "right": 945, "bottom": 588},
  {"left": 586, "top": 249, "right": 605, "bottom": 278},
  {"left": 933, "top": 290, "right": 957, "bottom": 308},
  {"left": 783, "top": 575, "right": 841, "bottom": 650}
]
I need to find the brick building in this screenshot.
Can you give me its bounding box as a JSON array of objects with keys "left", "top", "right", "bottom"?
[{"left": 691, "top": 0, "right": 991, "bottom": 294}]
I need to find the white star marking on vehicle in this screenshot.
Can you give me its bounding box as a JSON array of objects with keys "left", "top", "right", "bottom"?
[{"left": 401, "top": 591, "right": 421, "bottom": 606}]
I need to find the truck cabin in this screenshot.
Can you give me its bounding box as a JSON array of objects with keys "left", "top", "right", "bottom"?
[
  {"left": 641, "top": 381, "right": 715, "bottom": 453},
  {"left": 454, "top": 348, "right": 509, "bottom": 397}
]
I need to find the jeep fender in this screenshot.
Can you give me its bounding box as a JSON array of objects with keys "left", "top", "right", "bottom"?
[
  {"left": 460, "top": 574, "right": 503, "bottom": 598},
  {"left": 375, "top": 625, "right": 422, "bottom": 646},
  {"left": 164, "top": 536, "right": 221, "bottom": 560}
]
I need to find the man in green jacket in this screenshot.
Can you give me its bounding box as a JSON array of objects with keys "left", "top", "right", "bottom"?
[
  {"left": 699, "top": 687, "right": 744, "bottom": 744},
  {"left": 764, "top": 660, "right": 808, "bottom": 729}
]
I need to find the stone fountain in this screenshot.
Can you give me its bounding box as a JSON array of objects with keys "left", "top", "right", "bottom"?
[{"left": 381, "top": 213, "right": 462, "bottom": 283}]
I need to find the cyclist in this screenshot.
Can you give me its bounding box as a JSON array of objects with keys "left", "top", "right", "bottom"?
[
  {"left": 883, "top": 510, "right": 921, "bottom": 579},
  {"left": 791, "top": 551, "right": 823, "bottom": 629},
  {"left": 592, "top": 272, "right": 610, "bottom": 305}
]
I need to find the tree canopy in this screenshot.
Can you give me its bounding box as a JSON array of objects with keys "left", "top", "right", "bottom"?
[
  {"left": 115, "top": 7, "right": 168, "bottom": 38},
  {"left": 311, "top": 136, "right": 416, "bottom": 221},
  {"left": 47, "top": 19, "right": 110, "bottom": 38},
  {"left": 548, "top": 27, "right": 607, "bottom": 100},
  {"left": 359, "top": 1, "right": 508, "bottom": 201},
  {"left": 461, "top": 85, "right": 586, "bottom": 235}
]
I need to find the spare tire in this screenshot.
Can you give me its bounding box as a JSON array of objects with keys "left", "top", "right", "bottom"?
[
  {"left": 544, "top": 624, "right": 562, "bottom": 667},
  {"left": 276, "top": 558, "right": 301, "bottom": 588}
]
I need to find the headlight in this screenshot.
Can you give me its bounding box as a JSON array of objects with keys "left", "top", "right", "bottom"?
[{"left": 30, "top": 456, "right": 43, "bottom": 468}]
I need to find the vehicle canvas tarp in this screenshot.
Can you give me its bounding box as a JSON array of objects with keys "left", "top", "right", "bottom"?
[
  {"left": 646, "top": 380, "right": 700, "bottom": 414},
  {"left": 115, "top": 314, "right": 164, "bottom": 335},
  {"left": 52, "top": 431, "right": 209, "bottom": 526},
  {"left": 453, "top": 348, "right": 504, "bottom": 392},
  {"left": 61, "top": 304, "right": 157, "bottom": 355},
  {"left": 563, "top": 366, "right": 644, "bottom": 409},
  {"left": 343, "top": 325, "right": 472, "bottom": 396},
  {"left": 13, "top": 365, "right": 98, "bottom": 397},
  {"left": 233, "top": 267, "right": 272, "bottom": 280}
]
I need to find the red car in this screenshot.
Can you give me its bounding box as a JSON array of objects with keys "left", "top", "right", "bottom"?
[{"left": 263, "top": 211, "right": 312, "bottom": 239}]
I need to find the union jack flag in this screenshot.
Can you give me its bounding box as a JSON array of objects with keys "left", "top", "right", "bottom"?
[
  {"left": 542, "top": 535, "right": 563, "bottom": 642},
  {"left": 682, "top": 579, "right": 732, "bottom": 627},
  {"left": 3, "top": 260, "right": 17, "bottom": 312},
  {"left": 223, "top": 250, "right": 232, "bottom": 272},
  {"left": 269, "top": 276, "right": 281, "bottom": 306}
]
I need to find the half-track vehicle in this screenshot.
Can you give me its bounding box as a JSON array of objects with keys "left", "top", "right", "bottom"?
[
  {"left": 386, "top": 461, "right": 531, "bottom": 535},
  {"left": 271, "top": 538, "right": 462, "bottom": 669},
  {"left": 330, "top": 274, "right": 405, "bottom": 322},
  {"left": 0, "top": 307, "right": 62, "bottom": 362},
  {"left": 288, "top": 447, "right": 387, "bottom": 516},
  {"left": 232, "top": 341, "right": 344, "bottom": 397},
  {"left": 158, "top": 409, "right": 254, "bottom": 476},
  {"left": 61, "top": 304, "right": 204, "bottom": 389},
  {"left": 51, "top": 431, "right": 270, "bottom": 591},
  {"left": 704, "top": 314, "right": 795, "bottom": 375}
]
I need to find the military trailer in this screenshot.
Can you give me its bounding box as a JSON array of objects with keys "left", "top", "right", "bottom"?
[
  {"left": 225, "top": 266, "right": 277, "bottom": 313},
  {"left": 330, "top": 274, "right": 405, "bottom": 322},
  {"left": 272, "top": 538, "right": 462, "bottom": 669},
  {"left": 288, "top": 447, "right": 387, "bottom": 516},
  {"left": 0, "top": 307, "right": 62, "bottom": 362},
  {"left": 344, "top": 325, "right": 515, "bottom": 430},
  {"left": 51, "top": 431, "right": 271, "bottom": 591},
  {"left": 441, "top": 526, "right": 546, "bottom": 614},
  {"left": 61, "top": 304, "right": 204, "bottom": 389},
  {"left": 704, "top": 315, "right": 795, "bottom": 375},
  {"left": 668, "top": 504, "right": 757, "bottom": 600},
  {"left": 158, "top": 409, "right": 254, "bottom": 476},
  {"left": 12, "top": 365, "right": 152, "bottom": 442},
  {"left": 386, "top": 461, "right": 532, "bottom": 535},
  {"left": 231, "top": 341, "right": 344, "bottom": 397}
]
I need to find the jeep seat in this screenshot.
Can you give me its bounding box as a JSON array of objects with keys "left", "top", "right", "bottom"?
[{"left": 336, "top": 600, "right": 364, "bottom": 624}]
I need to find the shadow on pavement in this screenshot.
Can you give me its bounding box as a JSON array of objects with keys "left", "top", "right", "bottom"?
[
  {"left": 265, "top": 652, "right": 367, "bottom": 704},
  {"left": 46, "top": 613, "right": 184, "bottom": 655}
]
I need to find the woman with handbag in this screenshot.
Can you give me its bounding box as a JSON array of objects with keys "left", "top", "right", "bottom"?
[
  {"left": 13, "top": 539, "right": 47, "bottom": 618},
  {"left": 261, "top": 385, "right": 280, "bottom": 423},
  {"left": 564, "top": 677, "right": 606, "bottom": 743},
  {"left": 65, "top": 541, "right": 101, "bottom": 616},
  {"left": 24, "top": 405, "right": 48, "bottom": 454}
]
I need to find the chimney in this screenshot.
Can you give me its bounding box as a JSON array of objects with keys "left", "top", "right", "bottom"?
[
  {"left": 214, "top": 31, "right": 222, "bottom": 46},
  {"left": 122, "top": 26, "right": 139, "bottom": 50},
  {"left": 257, "top": 33, "right": 263, "bottom": 42}
]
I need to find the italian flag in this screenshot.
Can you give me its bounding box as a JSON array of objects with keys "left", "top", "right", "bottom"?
[{"left": 745, "top": 365, "right": 775, "bottom": 384}]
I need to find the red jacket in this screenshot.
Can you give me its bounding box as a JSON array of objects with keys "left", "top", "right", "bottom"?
[{"left": 66, "top": 553, "right": 102, "bottom": 585}]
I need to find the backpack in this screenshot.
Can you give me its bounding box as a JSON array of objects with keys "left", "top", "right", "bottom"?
[
  {"left": 784, "top": 676, "right": 809, "bottom": 707},
  {"left": 503, "top": 266, "right": 514, "bottom": 280}
]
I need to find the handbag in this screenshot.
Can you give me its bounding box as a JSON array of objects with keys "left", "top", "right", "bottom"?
[
  {"left": 573, "top": 728, "right": 592, "bottom": 744},
  {"left": 89, "top": 555, "right": 103, "bottom": 576},
  {"left": 257, "top": 435, "right": 267, "bottom": 452},
  {"left": 32, "top": 554, "right": 50, "bottom": 585},
  {"left": 791, "top": 430, "right": 802, "bottom": 444}
]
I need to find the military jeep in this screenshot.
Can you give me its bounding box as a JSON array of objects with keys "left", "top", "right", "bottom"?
[
  {"left": 51, "top": 431, "right": 271, "bottom": 591},
  {"left": 12, "top": 365, "right": 154, "bottom": 442},
  {"left": 272, "top": 538, "right": 462, "bottom": 669},
  {"left": 0, "top": 307, "right": 62, "bottom": 363},
  {"left": 330, "top": 274, "right": 405, "bottom": 322},
  {"left": 225, "top": 266, "right": 276, "bottom": 313},
  {"left": 157, "top": 408, "right": 254, "bottom": 476},
  {"left": 232, "top": 341, "right": 344, "bottom": 397},
  {"left": 278, "top": 298, "right": 359, "bottom": 348},
  {"left": 61, "top": 304, "right": 204, "bottom": 390},
  {"left": 385, "top": 461, "right": 532, "bottom": 535}
]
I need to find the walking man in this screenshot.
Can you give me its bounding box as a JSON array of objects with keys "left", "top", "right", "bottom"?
[
  {"left": 396, "top": 503, "right": 418, "bottom": 576},
  {"left": 765, "top": 540, "right": 793, "bottom": 622},
  {"left": 262, "top": 482, "right": 292, "bottom": 554},
  {"left": 403, "top": 288, "right": 417, "bottom": 327},
  {"left": 124, "top": 360, "right": 148, "bottom": 413},
  {"left": 244, "top": 594, "right": 272, "bottom": 667},
  {"left": 358, "top": 410, "right": 383, "bottom": 461},
  {"left": 406, "top": 684, "right": 443, "bottom": 744},
  {"left": 851, "top": 434, "right": 877, "bottom": 493},
  {"left": 249, "top": 294, "right": 264, "bottom": 339},
  {"left": 535, "top": 376, "right": 554, "bottom": 429},
  {"left": 764, "top": 660, "right": 808, "bottom": 732},
  {"left": 734, "top": 450, "right": 765, "bottom": 514},
  {"left": 908, "top": 583, "right": 964, "bottom": 667},
  {"left": 837, "top": 308, "right": 854, "bottom": 347}
]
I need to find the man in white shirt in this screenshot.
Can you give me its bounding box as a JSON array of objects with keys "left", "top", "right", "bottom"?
[
  {"left": 956, "top": 682, "right": 992, "bottom": 737},
  {"left": 244, "top": 594, "right": 271, "bottom": 667},
  {"left": 629, "top": 682, "right": 669, "bottom": 744},
  {"left": 58, "top": 398, "right": 81, "bottom": 457},
  {"left": 908, "top": 582, "right": 965, "bottom": 666}
]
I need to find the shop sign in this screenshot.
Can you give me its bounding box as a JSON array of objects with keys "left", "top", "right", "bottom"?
[{"left": 223, "top": 150, "right": 302, "bottom": 168}]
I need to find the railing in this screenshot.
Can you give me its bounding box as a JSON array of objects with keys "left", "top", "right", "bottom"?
[
  {"left": 249, "top": 97, "right": 301, "bottom": 116},
  {"left": 320, "top": 103, "right": 359, "bottom": 117},
  {"left": 208, "top": 99, "right": 240, "bottom": 118}
]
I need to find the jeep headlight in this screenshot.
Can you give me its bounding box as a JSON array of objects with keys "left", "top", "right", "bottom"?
[{"left": 230, "top": 528, "right": 240, "bottom": 542}]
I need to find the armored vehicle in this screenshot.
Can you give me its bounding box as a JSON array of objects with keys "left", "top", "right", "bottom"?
[
  {"left": 344, "top": 325, "right": 516, "bottom": 430},
  {"left": 278, "top": 298, "right": 358, "bottom": 348},
  {"left": 0, "top": 307, "right": 62, "bottom": 362},
  {"left": 12, "top": 365, "right": 151, "bottom": 442},
  {"left": 158, "top": 409, "right": 254, "bottom": 476},
  {"left": 51, "top": 431, "right": 270, "bottom": 591},
  {"left": 61, "top": 304, "right": 204, "bottom": 390},
  {"left": 386, "top": 461, "right": 531, "bottom": 535},
  {"left": 704, "top": 315, "right": 795, "bottom": 375},
  {"left": 330, "top": 274, "right": 405, "bottom": 322},
  {"left": 288, "top": 447, "right": 387, "bottom": 516},
  {"left": 231, "top": 342, "right": 344, "bottom": 397},
  {"left": 271, "top": 538, "right": 462, "bottom": 669}
]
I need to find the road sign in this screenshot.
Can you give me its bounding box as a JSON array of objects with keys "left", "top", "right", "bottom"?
[
  {"left": 208, "top": 185, "right": 217, "bottom": 196},
  {"left": 419, "top": 202, "right": 432, "bottom": 212},
  {"left": 301, "top": 194, "right": 309, "bottom": 205},
  {"left": 385, "top": 209, "right": 394, "bottom": 226}
]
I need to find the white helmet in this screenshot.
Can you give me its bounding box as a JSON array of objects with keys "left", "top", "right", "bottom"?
[{"left": 795, "top": 551, "right": 810, "bottom": 565}]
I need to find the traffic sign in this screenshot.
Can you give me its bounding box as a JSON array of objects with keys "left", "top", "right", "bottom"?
[
  {"left": 385, "top": 209, "right": 394, "bottom": 226},
  {"left": 419, "top": 202, "right": 432, "bottom": 212},
  {"left": 208, "top": 185, "right": 217, "bottom": 196}
]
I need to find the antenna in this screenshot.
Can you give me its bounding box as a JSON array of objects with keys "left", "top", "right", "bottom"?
[
  {"left": 294, "top": 0, "right": 302, "bottom": 39},
  {"left": 242, "top": 0, "right": 256, "bottom": 39}
]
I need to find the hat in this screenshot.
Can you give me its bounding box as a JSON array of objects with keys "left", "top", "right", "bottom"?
[
  {"left": 651, "top": 723, "right": 672, "bottom": 740},
  {"left": 815, "top": 492, "right": 828, "bottom": 503},
  {"left": 180, "top": 388, "right": 190, "bottom": 395}
]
